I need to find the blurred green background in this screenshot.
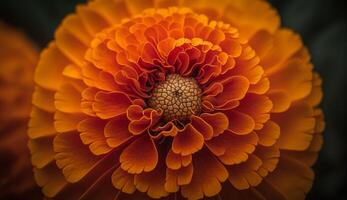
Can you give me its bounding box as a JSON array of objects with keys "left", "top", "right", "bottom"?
[{"left": 0, "top": 0, "right": 346, "bottom": 199}]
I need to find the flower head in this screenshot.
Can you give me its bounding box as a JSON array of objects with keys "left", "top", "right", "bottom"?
[
  {"left": 0, "top": 22, "right": 41, "bottom": 199},
  {"left": 29, "top": 0, "right": 324, "bottom": 199}
]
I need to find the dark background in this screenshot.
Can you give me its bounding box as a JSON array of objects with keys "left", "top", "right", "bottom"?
[{"left": 0, "top": 0, "right": 346, "bottom": 199}]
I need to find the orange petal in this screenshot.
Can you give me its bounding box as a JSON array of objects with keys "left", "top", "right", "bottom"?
[
  {"left": 54, "top": 132, "right": 102, "bottom": 183},
  {"left": 224, "top": 110, "right": 255, "bottom": 135},
  {"left": 249, "top": 30, "right": 273, "bottom": 59},
  {"left": 257, "top": 120, "right": 280, "bottom": 147},
  {"left": 120, "top": 135, "right": 158, "bottom": 174},
  {"left": 165, "top": 164, "right": 193, "bottom": 193},
  {"left": 34, "top": 43, "right": 68, "bottom": 91},
  {"left": 28, "top": 107, "right": 56, "bottom": 139},
  {"left": 181, "top": 148, "right": 228, "bottom": 199},
  {"left": 172, "top": 124, "right": 204, "bottom": 156},
  {"left": 165, "top": 149, "right": 192, "bottom": 170},
  {"left": 273, "top": 102, "right": 315, "bottom": 151},
  {"left": 55, "top": 83, "right": 82, "bottom": 113},
  {"left": 134, "top": 162, "right": 169, "bottom": 198},
  {"left": 55, "top": 26, "right": 86, "bottom": 67},
  {"left": 76, "top": 5, "right": 110, "bottom": 35},
  {"left": 32, "top": 86, "right": 56, "bottom": 112},
  {"left": 93, "top": 91, "right": 132, "bottom": 119},
  {"left": 254, "top": 145, "right": 280, "bottom": 178},
  {"left": 54, "top": 111, "right": 85, "bottom": 133},
  {"left": 111, "top": 167, "right": 136, "bottom": 194},
  {"left": 210, "top": 75, "right": 249, "bottom": 107},
  {"left": 28, "top": 137, "right": 54, "bottom": 169},
  {"left": 200, "top": 112, "right": 229, "bottom": 137},
  {"left": 218, "top": 132, "right": 258, "bottom": 165},
  {"left": 236, "top": 93, "right": 273, "bottom": 130},
  {"left": 191, "top": 115, "right": 214, "bottom": 140},
  {"left": 222, "top": 0, "right": 280, "bottom": 38},
  {"left": 262, "top": 29, "right": 303, "bottom": 72},
  {"left": 227, "top": 155, "right": 263, "bottom": 190},
  {"left": 267, "top": 90, "right": 291, "bottom": 113},
  {"left": 268, "top": 58, "right": 313, "bottom": 101},
  {"left": 33, "top": 164, "right": 68, "bottom": 198},
  {"left": 304, "top": 72, "right": 323, "bottom": 107},
  {"left": 78, "top": 117, "right": 113, "bottom": 155},
  {"left": 264, "top": 156, "right": 314, "bottom": 200},
  {"left": 104, "top": 114, "right": 133, "bottom": 148},
  {"left": 62, "top": 14, "right": 92, "bottom": 46}
]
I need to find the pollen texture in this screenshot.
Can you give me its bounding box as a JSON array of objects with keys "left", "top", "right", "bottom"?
[{"left": 148, "top": 74, "right": 202, "bottom": 122}]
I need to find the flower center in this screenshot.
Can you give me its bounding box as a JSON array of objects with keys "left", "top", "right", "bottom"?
[{"left": 148, "top": 74, "right": 202, "bottom": 122}]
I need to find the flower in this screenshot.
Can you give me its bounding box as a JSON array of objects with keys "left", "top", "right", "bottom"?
[
  {"left": 0, "top": 22, "right": 41, "bottom": 199},
  {"left": 28, "top": 0, "right": 324, "bottom": 199}
]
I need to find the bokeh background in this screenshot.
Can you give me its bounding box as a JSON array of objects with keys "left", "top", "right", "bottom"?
[{"left": 0, "top": 0, "right": 346, "bottom": 199}]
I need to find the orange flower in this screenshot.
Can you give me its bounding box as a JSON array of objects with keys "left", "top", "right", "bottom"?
[
  {"left": 0, "top": 22, "right": 41, "bottom": 198},
  {"left": 29, "top": 0, "right": 324, "bottom": 199}
]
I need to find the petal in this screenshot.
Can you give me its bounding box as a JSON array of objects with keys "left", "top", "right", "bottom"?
[
  {"left": 165, "top": 149, "right": 192, "bottom": 170},
  {"left": 268, "top": 58, "right": 313, "bottom": 101},
  {"left": 227, "top": 155, "right": 263, "bottom": 190},
  {"left": 218, "top": 132, "right": 258, "bottom": 165},
  {"left": 267, "top": 90, "right": 291, "bottom": 113},
  {"left": 120, "top": 135, "right": 158, "bottom": 174},
  {"left": 112, "top": 167, "right": 136, "bottom": 194},
  {"left": 28, "top": 137, "right": 54, "bottom": 169},
  {"left": 222, "top": 0, "right": 280, "bottom": 38},
  {"left": 264, "top": 156, "right": 314, "bottom": 200},
  {"left": 165, "top": 164, "right": 193, "bottom": 193},
  {"left": 93, "top": 91, "right": 132, "bottom": 119},
  {"left": 32, "top": 86, "right": 56, "bottom": 112},
  {"left": 249, "top": 30, "right": 273, "bottom": 59},
  {"left": 181, "top": 148, "right": 228, "bottom": 199},
  {"left": 262, "top": 29, "right": 303, "bottom": 72},
  {"left": 200, "top": 112, "right": 229, "bottom": 137},
  {"left": 207, "top": 76, "right": 249, "bottom": 107},
  {"left": 104, "top": 114, "right": 134, "bottom": 148},
  {"left": 236, "top": 94, "right": 273, "bottom": 130},
  {"left": 191, "top": 115, "right": 214, "bottom": 140},
  {"left": 34, "top": 44, "right": 68, "bottom": 91},
  {"left": 172, "top": 124, "right": 204, "bottom": 156},
  {"left": 254, "top": 145, "right": 280, "bottom": 178},
  {"left": 55, "top": 83, "right": 83, "bottom": 113},
  {"left": 273, "top": 102, "right": 315, "bottom": 151},
  {"left": 55, "top": 26, "right": 87, "bottom": 67},
  {"left": 224, "top": 110, "right": 255, "bottom": 135},
  {"left": 78, "top": 117, "right": 114, "bottom": 155},
  {"left": 54, "top": 132, "right": 102, "bottom": 183},
  {"left": 54, "top": 111, "right": 85, "bottom": 133},
  {"left": 76, "top": 5, "right": 110, "bottom": 35},
  {"left": 33, "top": 164, "right": 68, "bottom": 198},
  {"left": 134, "top": 162, "right": 169, "bottom": 198},
  {"left": 28, "top": 107, "right": 56, "bottom": 139},
  {"left": 256, "top": 120, "right": 280, "bottom": 147}
]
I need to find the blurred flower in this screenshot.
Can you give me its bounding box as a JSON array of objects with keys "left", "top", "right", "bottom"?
[
  {"left": 28, "top": 0, "right": 324, "bottom": 199},
  {"left": 0, "top": 22, "right": 41, "bottom": 199}
]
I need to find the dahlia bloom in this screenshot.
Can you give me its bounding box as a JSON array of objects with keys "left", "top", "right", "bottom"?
[
  {"left": 29, "top": 0, "right": 324, "bottom": 199},
  {"left": 0, "top": 22, "right": 40, "bottom": 198}
]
